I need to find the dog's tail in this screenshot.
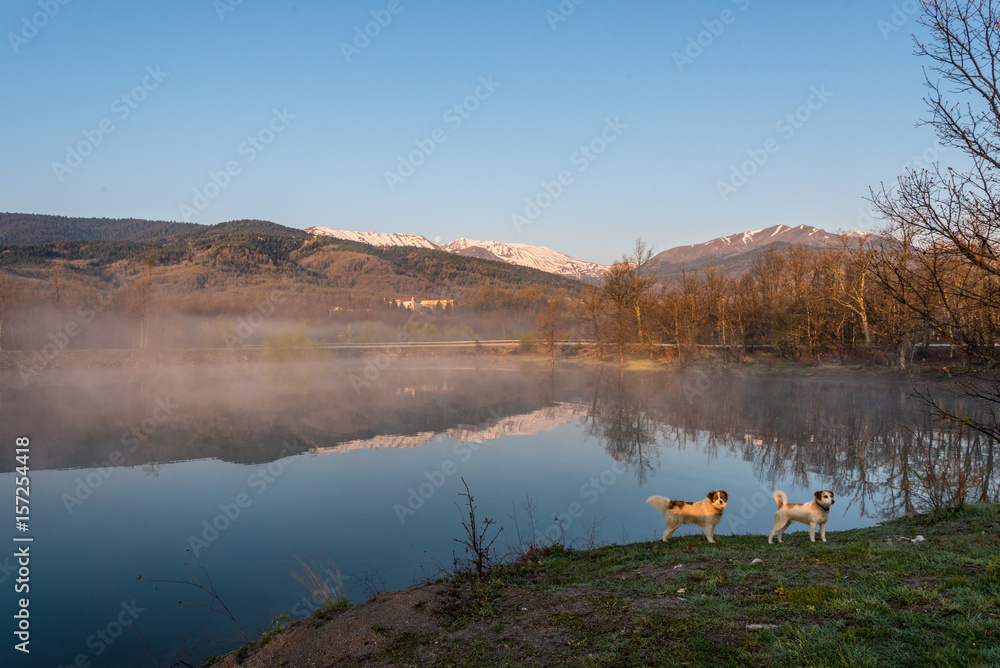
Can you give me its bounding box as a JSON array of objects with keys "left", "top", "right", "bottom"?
[
  {"left": 646, "top": 496, "right": 672, "bottom": 515},
  {"left": 773, "top": 490, "right": 788, "bottom": 509}
]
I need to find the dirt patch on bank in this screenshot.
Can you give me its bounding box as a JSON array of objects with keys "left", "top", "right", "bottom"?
[
  {"left": 208, "top": 577, "right": 692, "bottom": 668},
  {"left": 213, "top": 585, "right": 446, "bottom": 668}
]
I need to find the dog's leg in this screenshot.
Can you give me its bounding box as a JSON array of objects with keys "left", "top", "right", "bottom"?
[
  {"left": 705, "top": 524, "right": 715, "bottom": 543},
  {"left": 820, "top": 522, "right": 827, "bottom": 542},
  {"left": 777, "top": 520, "right": 791, "bottom": 543},
  {"left": 809, "top": 522, "right": 817, "bottom": 542},
  {"left": 663, "top": 518, "right": 681, "bottom": 541},
  {"left": 768, "top": 522, "right": 779, "bottom": 544}
]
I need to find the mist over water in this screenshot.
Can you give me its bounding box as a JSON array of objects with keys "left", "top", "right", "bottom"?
[{"left": 1, "top": 358, "right": 996, "bottom": 667}]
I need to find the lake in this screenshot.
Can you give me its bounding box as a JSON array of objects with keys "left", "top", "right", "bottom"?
[{"left": 0, "top": 358, "right": 995, "bottom": 667}]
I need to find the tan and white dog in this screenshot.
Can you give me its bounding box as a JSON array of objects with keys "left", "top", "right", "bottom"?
[
  {"left": 768, "top": 490, "right": 835, "bottom": 544},
  {"left": 647, "top": 490, "right": 729, "bottom": 543}
]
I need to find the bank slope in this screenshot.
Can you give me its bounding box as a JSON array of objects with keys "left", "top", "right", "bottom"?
[{"left": 208, "top": 503, "right": 1000, "bottom": 667}]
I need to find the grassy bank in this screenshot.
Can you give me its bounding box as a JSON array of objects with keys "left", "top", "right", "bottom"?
[{"left": 210, "top": 504, "right": 1000, "bottom": 667}]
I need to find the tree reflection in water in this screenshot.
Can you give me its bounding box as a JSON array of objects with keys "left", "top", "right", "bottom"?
[
  {"left": 5, "top": 360, "right": 996, "bottom": 519},
  {"left": 582, "top": 368, "right": 999, "bottom": 517}
]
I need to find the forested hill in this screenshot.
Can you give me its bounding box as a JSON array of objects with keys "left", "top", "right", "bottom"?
[
  {"left": 0, "top": 212, "right": 205, "bottom": 245},
  {"left": 0, "top": 213, "right": 584, "bottom": 301}
]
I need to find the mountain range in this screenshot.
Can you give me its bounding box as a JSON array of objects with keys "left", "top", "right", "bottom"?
[
  {"left": 0, "top": 213, "right": 585, "bottom": 301},
  {"left": 307, "top": 224, "right": 865, "bottom": 282},
  {"left": 0, "top": 213, "right": 864, "bottom": 286},
  {"left": 310, "top": 402, "right": 588, "bottom": 455},
  {"left": 650, "top": 224, "right": 866, "bottom": 278},
  {"left": 305, "top": 227, "right": 609, "bottom": 283}
]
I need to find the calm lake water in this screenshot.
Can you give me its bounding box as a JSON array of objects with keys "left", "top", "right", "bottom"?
[{"left": 0, "top": 358, "right": 996, "bottom": 667}]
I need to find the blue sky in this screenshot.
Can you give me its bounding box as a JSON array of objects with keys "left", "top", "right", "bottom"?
[{"left": 1, "top": 0, "right": 941, "bottom": 264}]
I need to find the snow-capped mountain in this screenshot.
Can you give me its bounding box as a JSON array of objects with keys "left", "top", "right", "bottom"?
[
  {"left": 653, "top": 224, "right": 864, "bottom": 266},
  {"left": 305, "top": 227, "right": 608, "bottom": 282},
  {"left": 440, "top": 238, "right": 607, "bottom": 283},
  {"left": 305, "top": 223, "right": 865, "bottom": 284},
  {"left": 651, "top": 224, "right": 867, "bottom": 277},
  {"left": 310, "top": 402, "right": 588, "bottom": 455},
  {"left": 305, "top": 228, "right": 439, "bottom": 249}
]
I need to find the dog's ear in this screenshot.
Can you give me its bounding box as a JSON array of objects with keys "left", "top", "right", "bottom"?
[
  {"left": 814, "top": 490, "right": 823, "bottom": 500},
  {"left": 719, "top": 490, "right": 729, "bottom": 501}
]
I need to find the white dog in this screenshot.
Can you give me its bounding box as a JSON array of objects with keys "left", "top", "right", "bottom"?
[
  {"left": 768, "top": 490, "right": 835, "bottom": 544},
  {"left": 647, "top": 490, "right": 729, "bottom": 543}
]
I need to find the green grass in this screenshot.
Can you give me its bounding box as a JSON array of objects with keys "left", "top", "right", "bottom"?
[
  {"left": 371, "top": 504, "right": 1000, "bottom": 667},
  {"left": 205, "top": 505, "right": 1000, "bottom": 667}
]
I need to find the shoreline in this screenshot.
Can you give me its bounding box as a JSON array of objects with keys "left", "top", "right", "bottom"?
[
  {"left": 0, "top": 345, "right": 953, "bottom": 377},
  {"left": 205, "top": 503, "right": 1000, "bottom": 667}
]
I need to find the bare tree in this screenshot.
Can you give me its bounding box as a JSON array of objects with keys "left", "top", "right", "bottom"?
[
  {"left": 702, "top": 261, "right": 731, "bottom": 349},
  {"left": 868, "top": 0, "right": 1000, "bottom": 438},
  {"left": 579, "top": 283, "right": 608, "bottom": 356},
  {"left": 831, "top": 234, "right": 875, "bottom": 347},
  {"left": 612, "top": 238, "right": 658, "bottom": 354},
  {"left": 603, "top": 262, "right": 639, "bottom": 367},
  {"left": 673, "top": 267, "right": 703, "bottom": 362},
  {"left": 535, "top": 297, "right": 568, "bottom": 369},
  {"left": 604, "top": 239, "right": 655, "bottom": 358}
]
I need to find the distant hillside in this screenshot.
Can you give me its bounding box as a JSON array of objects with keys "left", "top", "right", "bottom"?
[
  {"left": 0, "top": 215, "right": 585, "bottom": 305},
  {"left": 653, "top": 224, "right": 866, "bottom": 277},
  {"left": 439, "top": 238, "right": 607, "bottom": 283},
  {"left": 306, "top": 227, "right": 608, "bottom": 283},
  {"left": 0, "top": 212, "right": 203, "bottom": 245},
  {"left": 300, "top": 236, "right": 585, "bottom": 294}
]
